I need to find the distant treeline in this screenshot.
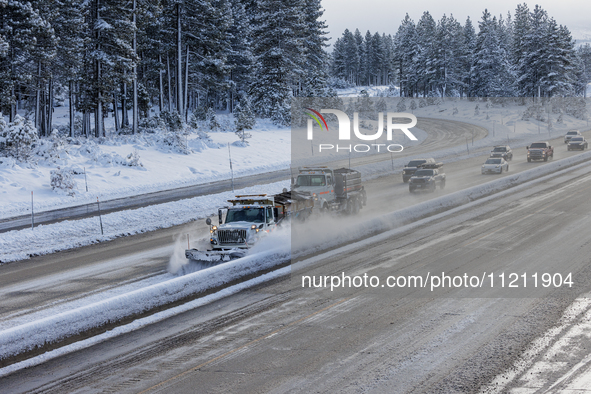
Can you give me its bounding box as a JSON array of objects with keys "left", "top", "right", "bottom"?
[{"left": 330, "top": 4, "right": 591, "bottom": 98}]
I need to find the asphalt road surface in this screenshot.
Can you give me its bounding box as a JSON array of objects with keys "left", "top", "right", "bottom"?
[
  {"left": 0, "top": 128, "right": 587, "bottom": 325},
  {"left": 3, "top": 149, "right": 591, "bottom": 393}
]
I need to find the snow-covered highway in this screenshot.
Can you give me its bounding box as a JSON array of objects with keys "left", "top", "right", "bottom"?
[{"left": 3, "top": 140, "right": 591, "bottom": 392}]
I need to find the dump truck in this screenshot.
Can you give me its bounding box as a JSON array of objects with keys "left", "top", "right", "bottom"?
[
  {"left": 293, "top": 167, "right": 367, "bottom": 214},
  {"left": 185, "top": 189, "right": 313, "bottom": 263}
]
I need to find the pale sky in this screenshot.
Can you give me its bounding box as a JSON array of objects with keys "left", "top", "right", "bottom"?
[{"left": 321, "top": 0, "right": 591, "bottom": 46}]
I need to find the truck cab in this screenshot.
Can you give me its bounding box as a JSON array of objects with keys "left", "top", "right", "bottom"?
[
  {"left": 526, "top": 141, "right": 553, "bottom": 162},
  {"left": 293, "top": 167, "right": 335, "bottom": 210},
  {"left": 208, "top": 195, "right": 277, "bottom": 250}
]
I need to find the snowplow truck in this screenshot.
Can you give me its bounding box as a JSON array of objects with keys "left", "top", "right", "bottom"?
[
  {"left": 185, "top": 190, "right": 314, "bottom": 263},
  {"left": 293, "top": 167, "right": 367, "bottom": 214}
]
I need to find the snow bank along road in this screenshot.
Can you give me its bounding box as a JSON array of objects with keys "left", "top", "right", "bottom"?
[
  {"left": 3, "top": 145, "right": 591, "bottom": 392},
  {"left": 0, "top": 117, "right": 487, "bottom": 232}
]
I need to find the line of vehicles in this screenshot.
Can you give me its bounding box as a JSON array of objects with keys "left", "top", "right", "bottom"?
[
  {"left": 403, "top": 129, "right": 587, "bottom": 191},
  {"left": 186, "top": 130, "right": 587, "bottom": 264}
]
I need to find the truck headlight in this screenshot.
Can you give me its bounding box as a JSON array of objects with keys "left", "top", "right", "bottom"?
[
  {"left": 211, "top": 225, "right": 217, "bottom": 234},
  {"left": 251, "top": 224, "right": 257, "bottom": 229}
]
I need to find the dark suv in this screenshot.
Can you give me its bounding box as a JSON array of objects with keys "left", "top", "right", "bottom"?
[
  {"left": 409, "top": 163, "right": 446, "bottom": 193},
  {"left": 490, "top": 145, "right": 513, "bottom": 161},
  {"left": 402, "top": 158, "right": 436, "bottom": 183}
]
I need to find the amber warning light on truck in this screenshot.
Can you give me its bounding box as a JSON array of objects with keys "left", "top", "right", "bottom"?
[{"left": 305, "top": 109, "right": 418, "bottom": 153}]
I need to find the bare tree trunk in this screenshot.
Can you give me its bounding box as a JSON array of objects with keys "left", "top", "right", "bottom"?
[
  {"left": 158, "top": 54, "right": 164, "bottom": 113},
  {"left": 184, "top": 45, "right": 189, "bottom": 121},
  {"left": 35, "top": 61, "right": 41, "bottom": 130},
  {"left": 229, "top": 70, "right": 233, "bottom": 113},
  {"left": 39, "top": 89, "right": 46, "bottom": 137},
  {"left": 113, "top": 92, "right": 120, "bottom": 133},
  {"left": 176, "top": 3, "right": 183, "bottom": 117},
  {"left": 9, "top": 50, "right": 16, "bottom": 122},
  {"left": 167, "top": 55, "right": 172, "bottom": 112},
  {"left": 121, "top": 75, "right": 128, "bottom": 128},
  {"left": 69, "top": 80, "right": 75, "bottom": 137},
  {"left": 47, "top": 77, "right": 54, "bottom": 134},
  {"left": 95, "top": 0, "right": 103, "bottom": 138},
  {"left": 132, "top": 0, "right": 138, "bottom": 134}
]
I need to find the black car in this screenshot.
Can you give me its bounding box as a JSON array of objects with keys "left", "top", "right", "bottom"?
[
  {"left": 490, "top": 145, "right": 513, "bottom": 161},
  {"left": 402, "top": 158, "right": 436, "bottom": 183},
  {"left": 567, "top": 136, "right": 588, "bottom": 151}
]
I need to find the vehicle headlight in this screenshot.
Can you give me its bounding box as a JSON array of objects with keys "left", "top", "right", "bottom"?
[
  {"left": 251, "top": 224, "right": 257, "bottom": 229},
  {"left": 211, "top": 225, "right": 217, "bottom": 234}
]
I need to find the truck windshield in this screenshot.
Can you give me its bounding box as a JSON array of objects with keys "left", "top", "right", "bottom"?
[
  {"left": 530, "top": 143, "right": 547, "bottom": 148},
  {"left": 414, "top": 169, "right": 434, "bottom": 176},
  {"left": 295, "top": 175, "right": 326, "bottom": 187},
  {"left": 225, "top": 208, "right": 264, "bottom": 223}
]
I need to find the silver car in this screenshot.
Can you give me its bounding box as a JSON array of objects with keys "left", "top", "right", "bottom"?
[{"left": 481, "top": 157, "right": 509, "bottom": 174}]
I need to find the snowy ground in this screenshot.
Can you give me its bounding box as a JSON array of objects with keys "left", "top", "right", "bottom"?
[{"left": 1, "top": 106, "right": 290, "bottom": 219}]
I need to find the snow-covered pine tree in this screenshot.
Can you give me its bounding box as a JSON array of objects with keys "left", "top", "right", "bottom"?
[
  {"left": 249, "top": 0, "right": 305, "bottom": 124},
  {"left": 133, "top": 0, "right": 164, "bottom": 121},
  {"left": 517, "top": 5, "right": 548, "bottom": 97},
  {"left": 460, "top": 17, "right": 476, "bottom": 98},
  {"left": 342, "top": 30, "right": 360, "bottom": 85},
  {"left": 77, "top": 0, "right": 138, "bottom": 137},
  {"left": 235, "top": 95, "right": 255, "bottom": 132},
  {"left": 0, "top": 1, "right": 55, "bottom": 121},
  {"left": 396, "top": 97, "right": 407, "bottom": 112},
  {"left": 3, "top": 114, "right": 39, "bottom": 161},
  {"left": 49, "top": 0, "right": 85, "bottom": 138},
  {"left": 470, "top": 9, "right": 512, "bottom": 97},
  {"left": 539, "top": 18, "right": 576, "bottom": 97},
  {"left": 433, "top": 14, "right": 462, "bottom": 97},
  {"left": 369, "top": 32, "right": 385, "bottom": 86},
  {"left": 353, "top": 29, "right": 365, "bottom": 85},
  {"left": 382, "top": 34, "right": 395, "bottom": 86},
  {"left": 183, "top": 0, "right": 233, "bottom": 114},
  {"left": 577, "top": 44, "right": 591, "bottom": 97},
  {"left": 363, "top": 30, "right": 373, "bottom": 85},
  {"left": 415, "top": 11, "right": 437, "bottom": 97},
  {"left": 394, "top": 14, "right": 418, "bottom": 97},
  {"left": 330, "top": 36, "right": 346, "bottom": 81},
  {"left": 0, "top": 33, "right": 7, "bottom": 57},
  {"left": 298, "top": 0, "right": 330, "bottom": 96},
  {"left": 227, "top": 0, "right": 254, "bottom": 112}
]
